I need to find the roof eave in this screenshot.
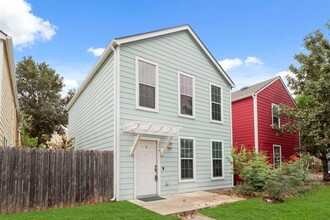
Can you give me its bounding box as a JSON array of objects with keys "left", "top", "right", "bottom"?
[
  {"left": 3, "top": 35, "right": 20, "bottom": 118},
  {"left": 66, "top": 39, "right": 117, "bottom": 110}
]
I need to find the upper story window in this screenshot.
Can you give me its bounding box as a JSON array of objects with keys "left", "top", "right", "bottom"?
[
  {"left": 272, "top": 103, "right": 280, "bottom": 128},
  {"left": 210, "top": 84, "right": 223, "bottom": 123},
  {"left": 136, "top": 58, "right": 158, "bottom": 112},
  {"left": 179, "top": 72, "right": 195, "bottom": 118}
]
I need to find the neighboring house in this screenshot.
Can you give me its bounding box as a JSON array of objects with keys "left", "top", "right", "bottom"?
[
  {"left": 67, "top": 25, "right": 235, "bottom": 200},
  {"left": 0, "top": 31, "right": 19, "bottom": 147},
  {"left": 232, "top": 76, "right": 299, "bottom": 168}
]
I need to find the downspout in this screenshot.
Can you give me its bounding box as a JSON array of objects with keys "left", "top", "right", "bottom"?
[
  {"left": 110, "top": 43, "right": 117, "bottom": 201},
  {"left": 110, "top": 41, "right": 121, "bottom": 201},
  {"left": 253, "top": 94, "right": 259, "bottom": 152}
]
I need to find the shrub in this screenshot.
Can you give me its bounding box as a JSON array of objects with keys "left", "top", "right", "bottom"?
[{"left": 231, "top": 146, "right": 319, "bottom": 201}]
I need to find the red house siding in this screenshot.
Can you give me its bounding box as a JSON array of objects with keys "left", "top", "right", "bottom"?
[
  {"left": 257, "top": 79, "right": 299, "bottom": 164},
  {"left": 232, "top": 97, "right": 255, "bottom": 151}
]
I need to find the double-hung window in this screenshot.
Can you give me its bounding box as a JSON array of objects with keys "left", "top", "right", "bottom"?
[
  {"left": 179, "top": 137, "right": 195, "bottom": 181},
  {"left": 210, "top": 84, "right": 222, "bottom": 123},
  {"left": 211, "top": 140, "right": 224, "bottom": 178},
  {"left": 179, "top": 73, "right": 195, "bottom": 117},
  {"left": 272, "top": 103, "right": 280, "bottom": 128},
  {"left": 136, "top": 58, "right": 158, "bottom": 111}
]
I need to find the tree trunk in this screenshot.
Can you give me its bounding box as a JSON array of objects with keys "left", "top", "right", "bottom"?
[{"left": 322, "top": 158, "right": 330, "bottom": 182}]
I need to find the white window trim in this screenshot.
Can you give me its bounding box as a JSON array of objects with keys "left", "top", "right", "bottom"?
[
  {"left": 209, "top": 83, "right": 224, "bottom": 124},
  {"left": 210, "top": 139, "right": 225, "bottom": 180},
  {"left": 178, "top": 136, "right": 196, "bottom": 183},
  {"left": 271, "top": 103, "right": 280, "bottom": 128},
  {"left": 135, "top": 57, "right": 159, "bottom": 112},
  {"left": 178, "top": 71, "right": 195, "bottom": 119},
  {"left": 273, "top": 144, "right": 282, "bottom": 168}
]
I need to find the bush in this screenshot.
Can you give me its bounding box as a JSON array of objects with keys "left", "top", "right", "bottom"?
[{"left": 231, "top": 146, "right": 318, "bottom": 201}]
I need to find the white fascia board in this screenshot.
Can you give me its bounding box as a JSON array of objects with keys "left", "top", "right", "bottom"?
[
  {"left": 277, "top": 77, "right": 299, "bottom": 109},
  {"left": 255, "top": 77, "right": 280, "bottom": 96},
  {"left": 115, "top": 25, "right": 235, "bottom": 88},
  {"left": 231, "top": 94, "right": 254, "bottom": 102},
  {"left": 4, "top": 36, "right": 20, "bottom": 116},
  {"left": 66, "top": 40, "right": 117, "bottom": 110}
]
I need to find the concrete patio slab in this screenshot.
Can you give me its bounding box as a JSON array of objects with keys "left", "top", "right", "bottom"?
[{"left": 130, "top": 191, "right": 244, "bottom": 216}]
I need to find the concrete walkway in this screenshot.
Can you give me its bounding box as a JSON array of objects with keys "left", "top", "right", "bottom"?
[{"left": 130, "top": 191, "right": 244, "bottom": 216}]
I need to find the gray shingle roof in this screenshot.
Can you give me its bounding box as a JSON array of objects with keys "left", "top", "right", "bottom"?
[{"left": 231, "top": 77, "right": 279, "bottom": 102}]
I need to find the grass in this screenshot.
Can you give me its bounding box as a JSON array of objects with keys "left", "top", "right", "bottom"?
[
  {"left": 0, "top": 201, "right": 179, "bottom": 220},
  {"left": 199, "top": 185, "right": 330, "bottom": 220}
]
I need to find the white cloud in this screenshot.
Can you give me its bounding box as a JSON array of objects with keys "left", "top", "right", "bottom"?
[
  {"left": 276, "top": 71, "right": 295, "bottom": 96},
  {"left": 218, "top": 58, "right": 242, "bottom": 70},
  {"left": 244, "top": 56, "right": 263, "bottom": 65},
  {"left": 0, "top": 0, "right": 57, "bottom": 48},
  {"left": 276, "top": 70, "right": 294, "bottom": 79},
  {"left": 62, "top": 79, "right": 78, "bottom": 97},
  {"left": 87, "top": 47, "right": 105, "bottom": 57}
]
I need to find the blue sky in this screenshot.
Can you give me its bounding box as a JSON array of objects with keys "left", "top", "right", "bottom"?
[{"left": 1, "top": 0, "right": 329, "bottom": 94}]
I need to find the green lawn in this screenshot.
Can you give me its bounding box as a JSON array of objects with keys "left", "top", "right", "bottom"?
[
  {"left": 199, "top": 186, "right": 330, "bottom": 220},
  {"left": 0, "top": 201, "right": 179, "bottom": 220}
]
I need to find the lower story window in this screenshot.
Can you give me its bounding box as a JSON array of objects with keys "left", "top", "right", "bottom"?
[
  {"left": 273, "top": 145, "right": 282, "bottom": 168},
  {"left": 180, "top": 138, "right": 194, "bottom": 180},
  {"left": 212, "top": 141, "right": 223, "bottom": 178}
]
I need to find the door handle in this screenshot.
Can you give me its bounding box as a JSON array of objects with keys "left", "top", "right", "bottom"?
[
  {"left": 154, "top": 165, "right": 157, "bottom": 172},
  {"left": 155, "top": 175, "right": 158, "bottom": 182}
]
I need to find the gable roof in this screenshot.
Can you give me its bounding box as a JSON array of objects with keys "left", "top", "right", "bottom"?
[
  {"left": 231, "top": 77, "right": 278, "bottom": 102},
  {"left": 0, "top": 30, "right": 20, "bottom": 116},
  {"left": 231, "top": 76, "right": 298, "bottom": 108},
  {"left": 67, "top": 25, "right": 235, "bottom": 110}
]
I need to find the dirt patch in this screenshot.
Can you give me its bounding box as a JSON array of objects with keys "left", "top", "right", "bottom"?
[{"left": 207, "top": 188, "right": 251, "bottom": 199}]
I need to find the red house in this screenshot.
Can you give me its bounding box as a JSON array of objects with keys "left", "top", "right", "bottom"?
[{"left": 231, "top": 76, "right": 299, "bottom": 168}]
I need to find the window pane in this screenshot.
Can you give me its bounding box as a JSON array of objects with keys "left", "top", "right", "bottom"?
[
  {"left": 273, "top": 116, "right": 279, "bottom": 126},
  {"left": 181, "top": 95, "right": 193, "bottom": 115},
  {"left": 181, "top": 139, "right": 193, "bottom": 158},
  {"left": 180, "top": 74, "right": 193, "bottom": 96},
  {"left": 139, "top": 84, "right": 155, "bottom": 108},
  {"left": 181, "top": 159, "right": 193, "bottom": 179},
  {"left": 211, "top": 85, "right": 221, "bottom": 103},
  {"left": 139, "top": 60, "right": 156, "bottom": 86},
  {"left": 212, "top": 103, "right": 221, "bottom": 121},
  {"left": 274, "top": 146, "right": 281, "bottom": 168},
  {"left": 212, "top": 142, "right": 222, "bottom": 159},
  {"left": 213, "top": 159, "right": 222, "bottom": 177}
]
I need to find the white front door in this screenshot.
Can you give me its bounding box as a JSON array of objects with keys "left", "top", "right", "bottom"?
[{"left": 136, "top": 140, "right": 157, "bottom": 197}]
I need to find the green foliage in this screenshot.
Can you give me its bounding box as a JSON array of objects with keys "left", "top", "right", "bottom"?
[
  {"left": 232, "top": 146, "right": 318, "bottom": 201},
  {"left": 264, "top": 154, "right": 314, "bottom": 201},
  {"left": 16, "top": 56, "right": 74, "bottom": 146},
  {"left": 20, "top": 129, "right": 38, "bottom": 148},
  {"left": 275, "top": 22, "right": 330, "bottom": 181}
]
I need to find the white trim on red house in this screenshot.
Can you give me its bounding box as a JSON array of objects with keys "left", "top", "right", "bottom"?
[
  {"left": 255, "top": 77, "right": 298, "bottom": 109},
  {"left": 253, "top": 94, "right": 259, "bottom": 152}
]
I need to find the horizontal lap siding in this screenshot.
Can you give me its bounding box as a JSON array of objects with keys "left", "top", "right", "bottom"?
[
  {"left": 119, "top": 30, "right": 232, "bottom": 200},
  {"left": 232, "top": 97, "right": 255, "bottom": 150},
  {"left": 257, "top": 79, "right": 299, "bottom": 163},
  {"left": 68, "top": 54, "right": 114, "bottom": 151}
]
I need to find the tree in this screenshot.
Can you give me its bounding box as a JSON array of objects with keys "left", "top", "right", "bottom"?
[
  {"left": 16, "top": 56, "right": 68, "bottom": 146},
  {"left": 277, "top": 23, "right": 330, "bottom": 181}
]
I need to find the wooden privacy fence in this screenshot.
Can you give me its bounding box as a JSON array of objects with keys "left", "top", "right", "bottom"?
[{"left": 0, "top": 147, "right": 113, "bottom": 214}]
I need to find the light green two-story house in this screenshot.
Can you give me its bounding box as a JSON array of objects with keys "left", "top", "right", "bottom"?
[{"left": 67, "top": 25, "right": 235, "bottom": 200}]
